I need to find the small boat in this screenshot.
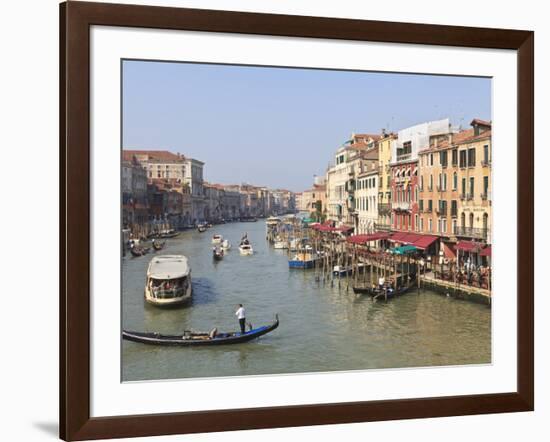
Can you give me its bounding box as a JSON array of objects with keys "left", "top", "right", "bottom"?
[
  {"left": 212, "top": 234, "right": 223, "bottom": 244},
  {"left": 197, "top": 225, "right": 207, "bottom": 233},
  {"left": 241, "top": 216, "right": 258, "bottom": 222},
  {"left": 123, "top": 315, "right": 279, "bottom": 346},
  {"left": 130, "top": 246, "right": 150, "bottom": 257},
  {"left": 333, "top": 265, "right": 353, "bottom": 277},
  {"left": 221, "top": 239, "right": 232, "bottom": 250},
  {"left": 288, "top": 251, "right": 318, "bottom": 269},
  {"left": 213, "top": 247, "right": 224, "bottom": 261},
  {"left": 273, "top": 240, "right": 287, "bottom": 249},
  {"left": 239, "top": 244, "right": 254, "bottom": 255},
  {"left": 158, "top": 229, "right": 180, "bottom": 239},
  {"left": 144, "top": 255, "right": 192, "bottom": 307},
  {"left": 353, "top": 279, "right": 416, "bottom": 299},
  {"left": 266, "top": 216, "right": 281, "bottom": 226},
  {"left": 152, "top": 240, "right": 166, "bottom": 251}
]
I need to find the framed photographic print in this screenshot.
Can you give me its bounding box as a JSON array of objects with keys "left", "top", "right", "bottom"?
[{"left": 60, "top": 1, "right": 534, "bottom": 440}]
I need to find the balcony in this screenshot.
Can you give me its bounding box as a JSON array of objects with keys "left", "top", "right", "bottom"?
[
  {"left": 375, "top": 222, "right": 392, "bottom": 232},
  {"left": 396, "top": 153, "right": 412, "bottom": 162},
  {"left": 436, "top": 207, "right": 447, "bottom": 216},
  {"left": 460, "top": 193, "right": 466, "bottom": 200},
  {"left": 393, "top": 201, "right": 411, "bottom": 211},
  {"left": 378, "top": 203, "right": 391, "bottom": 215},
  {"left": 451, "top": 207, "right": 458, "bottom": 217},
  {"left": 466, "top": 193, "right": 474, "bottom": 201},
  {"left": 481, "top": 192, "right": 490, "bottom": 200},
  {"left": 455, "top": 226, "right": 489, "bottom": 240},
  {"left": 481, "top": 160, "right": 491, "bottom": 167}
]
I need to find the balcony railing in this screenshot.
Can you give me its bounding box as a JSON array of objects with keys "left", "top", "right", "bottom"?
[
  {"left": 436, "top": 207, "right": 447, "bottom": 215},
  {"left": 393, "top": 201, "right": 411, "bottom": 211},
  {"left": 378, "top": 203, "right": 391, "bottom": 215},
  {"left": 451, "top": 208, "right": 458, "bottom": 217},
  {"left": 481, "top": 160, "right": 491, "bottom": 167},
  {"left": 455, "top": 226, "right": 489, "bottom": 240},
  {"left": 374, "top": 222, "right": 392, "bottom": 232},
  {"left": 396, "top": 153, "right": 412, "bottom": 162},
  {"left": 481, "top": 192, "right": 491, "bottom": 200}
]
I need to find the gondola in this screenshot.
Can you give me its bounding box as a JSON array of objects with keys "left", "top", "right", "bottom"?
[
  {"left": 353, "top": 279, "right": 416, "bottom": 299},
  {"left": 212, "top": 247, "right": 224, "bottom": 261},
  {"left": 197, "top": 225, "right": 207, "bottom": 233},
  {"left": 130, "top": 246, "right": 150, "bottom": 257},
  {"left": 122, "top": 315, "right": 279, "bottom": 346},
  {"left": 152, "top": 240, "right": 166, "bottom": 251}
]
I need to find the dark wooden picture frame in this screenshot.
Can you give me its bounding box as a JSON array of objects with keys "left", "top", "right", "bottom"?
[{"left": 60, "top": 1, "right": 534, "bottom": 440}]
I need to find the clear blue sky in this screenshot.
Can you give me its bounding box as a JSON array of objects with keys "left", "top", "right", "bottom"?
[{"left": 122, "top": 60, "right": 491, "bottom": 192}]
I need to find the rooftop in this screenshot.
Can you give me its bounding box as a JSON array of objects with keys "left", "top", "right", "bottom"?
[{"left": 147, "top": 255, "right": 190, "bottom": 280}]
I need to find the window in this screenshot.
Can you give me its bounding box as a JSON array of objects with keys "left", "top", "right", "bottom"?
[
  {"left": 461, "top": 212, "right": 466, "bottom": 227},
  {"left": 440, "top": 151, "right": 448, "bottom": 167},
  {"left": 483, "top": 176, "right": 489, "bottom": 197},
  {"left": 420, "top": 217, "right": 424, "bottom": 232},
  {"left": 451, "top": 200, "right": 458, "bottom": 217},
  {"left": 428, "top": 199, "right": 433, "bottom": 212},
  {"left": 420, "top": 175, "right": 424, "bottom": 190},
  {"left": 469, "top": 212, "right": 474, "bottom": 228},
  {"left": 453, "top": 172, "right": 457, "bottom": 190},
  {"left": 483, "top": 144, "right": 490, "bottom": 165},
  {"left": 452, "top": 219, "right": 458, "bottom": 234},
  {"left": 415, "top": 215, "right": 419, "bottom": 231},
  {"left": 443, "top": 173, "right": 447, "bottom": 191},
  {"left": 469, "top": 177, "right": 475, "bottom": 198},
  {"left": 442, "top": 218, "right": 447, "bottom": 233},
  {"left": 429, "top": 175, "right": 433, "bottom": 191},
  {"left": 461, "top": 178, "right": 466, "bottom": 197},
  {"left": 459, "top": 150, "right": 467, "bottom": 168},
  {"left": 452, "top": 149, "right": 458, "bottom": 166},
  {"left": 419, "top": 199, "right": 424, "bottom": 211},
  {"left": 438, "top": 173, "right": 442, "bottom": 190},
  {"left": 468, "top": 148, "right": 476, "bottom": 167},
  {"left": 428, "top": 218, "right": 433, "bottom": 232},
  {"left": 430, "top": 154, "right": 434, "bottom": 166}
]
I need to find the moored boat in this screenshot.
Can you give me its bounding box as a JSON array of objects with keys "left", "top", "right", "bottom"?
[
  {"left": 273, "top": 239, "right": 287, "bottom": 249},
  {"left": 122, "top": 315, "right": 279, "bottom": 346},
  {"left": 288, "top": 251, "right": 318, "bottom": 269},
  {"left": 152, "top": 240, "right": 166, "bottom": 251},
  {"left": 197, "top": 224, "right": 207, "bottom": 233},
  {"left": 212, "top": 234, "right": 223, "bottom": 244},
  {"left": 144, "top": 255, "right": 192, "bottom": 307},
  {"left": 221, "top": 239, "right": 232, "bottom": 250},
  {"left": 130, "top": 246, "right": 150, "bottom": 257},
  {"left": 333, "top": 265, "right": 353, "bottom": 277},
  {"left": 158, "top": 229, "right": 180, "bottom": 239}
]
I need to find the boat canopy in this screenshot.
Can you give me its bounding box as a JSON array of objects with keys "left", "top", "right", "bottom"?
[
  {"left": 147, "top": 255, "right": 190, "bottom": 280},
  {"left": 391, "top": 245, "right": 418, "bottom": 255}
]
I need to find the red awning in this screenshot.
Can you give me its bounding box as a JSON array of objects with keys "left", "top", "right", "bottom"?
[
  {"left": 335, "top": 225, "right": 354, "bottom": 232},
  {"left": 388, "top": 231, "right": 438, "bottom": 250},
  {"left": 455, "top": 240, "right": 484, "bottom": 252},
  {"left": 347, "top": 232, "right": 390, "bottom": 244},
  {"left": 480, "top": 245, "right": 492, "bottom": 257}
]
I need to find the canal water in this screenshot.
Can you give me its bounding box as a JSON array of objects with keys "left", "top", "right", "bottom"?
[{"left": 122, "top": 221, "right": 491, "bottom": 382}]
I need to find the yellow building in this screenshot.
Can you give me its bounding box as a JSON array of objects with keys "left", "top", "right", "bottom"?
[
  {"left": 376, "top": 131, "right": 396, "bottom": 231},
  {"left": 417, "top": 119, "right": 491, "bottom": 259}
]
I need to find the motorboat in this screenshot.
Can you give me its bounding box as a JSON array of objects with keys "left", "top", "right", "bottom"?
[
  {"left": 152, "top": 240, "right": 166, "bottom": 251},
  {"left": 221, "top": 239, "right": 232, "bottom": 250},
  {"left": 239, "top": 244, "right": 254, "bottom": 255},
  {"left": 273, "top": 239, "right": 287, "bottom": 249},
  {"left": 212, "top": 234, "right": 223, "bottom": 244},
  {"left": 144, "top": 255, "right": 192, "bottom": 307},
  {"left": 130, "top": 245, "right": 150, "bottom": 257},
  {"left": 333, "top": 265, "right": 353, "bottom": 277},
  {"left": 288, "top": 251, "right": 318, "bottom": 269},
  {"left": 158, "top": 228, "right": 180, "bottom": 239}
]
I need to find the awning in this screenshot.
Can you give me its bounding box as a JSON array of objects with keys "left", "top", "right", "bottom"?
[
  {"left": 455, "top": 240, "right": 484, "bottom": 252},
  {"left": 480, "top": 245, "right": 492, "bottom": 257},
  {"left": 389, "top": 232, "right": 439, "bottom": 250},
  {"left": 335, "top": 225, "right": 354, "bottom": 232},
  {"left": 391, "top": 245, "right": 418, "bottom": 255},
  {"left": 347, "top": 232, "right": 390, "bottom": 245}
]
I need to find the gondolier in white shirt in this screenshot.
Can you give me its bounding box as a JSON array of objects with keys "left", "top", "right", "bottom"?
[{"left": 235, "top": 304, "right": 246, "bottom": 334}]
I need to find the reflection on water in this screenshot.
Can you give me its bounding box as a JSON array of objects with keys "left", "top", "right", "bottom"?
[{"left": 122, "top": 221, "right": 491, "bottom": 381}]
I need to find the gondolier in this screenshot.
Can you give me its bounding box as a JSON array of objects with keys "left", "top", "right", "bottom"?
[{"left": 235, "top": 304, "right": 246, "bottom": 334}]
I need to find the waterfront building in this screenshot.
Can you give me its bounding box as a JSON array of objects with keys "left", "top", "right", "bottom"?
[
  {"left": 355, "top": 149, "right": 379, "bottom": 234},
  {"left": 417, "top": 118, "right": 491, "bottom": 260},
  {"left": 325, "top": 133, "right": 380, "bottom": 226},
  {"left": 390, "top": 119, "right": 453, "bottom": 233},
  {"left": 298, "top": 184, "right": 327, "bottom": 221},
  {"left": 376, "top": 131, "right": 396, "bottom": 232},
  {"left": 121, "top": 156, "right": 148, "bottom": 229}
]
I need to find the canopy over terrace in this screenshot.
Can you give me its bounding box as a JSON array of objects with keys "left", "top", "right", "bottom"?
[
  {"left": 389, "top": 232, "right": 439, "bottom": 250},
  {"left": 455, "top": 240, "right": 485, "bottom": 253},
  {"left": 347, "top": 232, "right": 391, "bottom": 245},
  {"left": 391, "top": 245, "right": 418, "bottom": 255}
]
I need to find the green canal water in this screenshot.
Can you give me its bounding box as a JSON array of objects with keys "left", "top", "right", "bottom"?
[{"left": 122, "top": 221, "right": 491, "bottom": 382}]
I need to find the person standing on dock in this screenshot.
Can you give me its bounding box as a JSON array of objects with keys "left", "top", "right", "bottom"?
[{"left": 235, "top": 304, "right": 246, "bottom": 334}]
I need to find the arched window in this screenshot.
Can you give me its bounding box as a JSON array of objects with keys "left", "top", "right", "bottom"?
[
  {"left": 469, "top": 212, "right": 474, "bottom": 228},
  {"left": 461, "top": 212, "right": 466, "bottom": 227}
]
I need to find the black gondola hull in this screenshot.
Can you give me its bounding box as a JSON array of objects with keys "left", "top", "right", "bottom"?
[{"left": 123, "top": 317, "right": 279, "bottom": 346}]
